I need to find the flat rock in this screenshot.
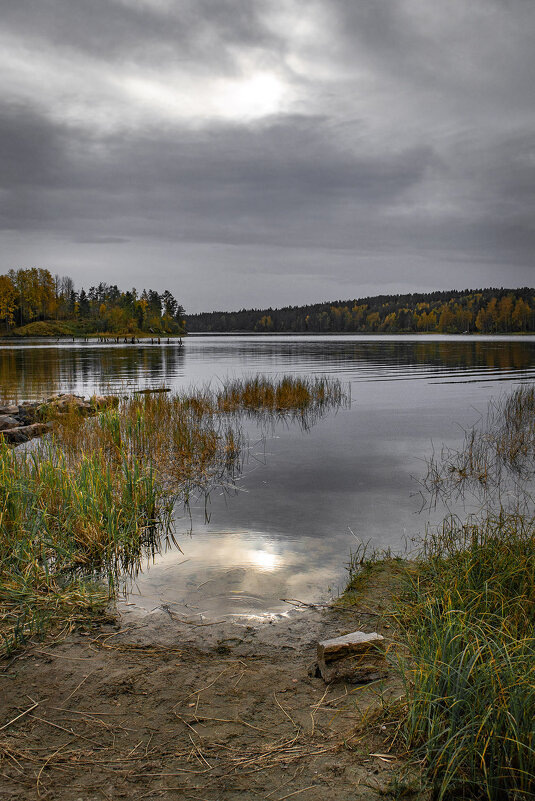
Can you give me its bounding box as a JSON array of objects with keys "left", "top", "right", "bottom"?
[
  {"left": 318, "top": 631, "right": 384, "bottom": 661},
  {"left": 0, "top": 405, "right": 19, "bottom": 416},
  {"left": 1, "top": 394, "right": 117, "bottom": 446},
  {"left": 0, "top": 415, "right": 20, "bottom": 431},
  {"left": 54, "top": 395, "right": 81, "bottom": 406},
  {"left": 317, "top": 631, "right": 387, "bottom": 684},
  {"left": 1, "top": 426, "right": 29, "bottom": 444},
  {"left": 1, "top": 422, "right": 52, "bottom": 444}
]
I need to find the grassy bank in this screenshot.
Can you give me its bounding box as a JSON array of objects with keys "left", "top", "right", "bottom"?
[
  {"left": 345, "top": 386, "right": 535, "bottom": 800},
  {"left": 0, "top": 376, "right": 345, "bottom": 656},
  {"left": 4, "top": 320, "right": 185, "bottom": 338},
  {"left": 398, "top": 510, "right": 535, "bottom": 800}
]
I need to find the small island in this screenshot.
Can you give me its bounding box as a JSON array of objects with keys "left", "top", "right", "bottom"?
[{"left": 0, "top": 268, "right": 186, "bottom": 339}]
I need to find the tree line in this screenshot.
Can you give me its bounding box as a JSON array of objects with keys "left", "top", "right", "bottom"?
[
  {"left": 0, "top": 268, "right": 185, "bottom": 335},
  {"left": 187, "top": 288, "right": 535, "bottom": 334}
]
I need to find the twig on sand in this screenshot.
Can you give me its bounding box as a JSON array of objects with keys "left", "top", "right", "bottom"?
[
  {"left": 280, "top": 598, "right": 328, "bottom": 608},
  {"left": 28, "top": 714, "right": 101, "bottom": 747},
  {"left": 273, "top": 693, "right": 301, "bottom": 732},
  {"left": 178, "top": 667, "right": 232, "bottom": 706},
  {"left": 61, "top": 671, "right": 96, "bottom": 704},
  {"left": 277, "top": 787, "right": 317, "bottom": 801},
  {"left": 0, "top": 697, "right": 39, "bottom": 732},
  {"left": 36, "top": 743, "right": 69, "bottom": 797}
]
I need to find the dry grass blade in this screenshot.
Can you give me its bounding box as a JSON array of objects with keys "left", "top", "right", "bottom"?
[{"left": 0, "top": 698, "right": 39, "bottom": 732}]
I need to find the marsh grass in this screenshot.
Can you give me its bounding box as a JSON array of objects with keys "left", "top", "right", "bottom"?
[
  {"left": 0, "top": 437, "right": 171, "bottom": 654},
  {"left": 423, "top": 385, "right": 535, "bottom": 512},
  {"left": 53, "top": 392, "right": 245, "bottom": 499},
  {"left": 216, "top": 375, "right": 347, "bottom": 425},
  {"left": 395, "top": 385, "right": 535, "bottom": 800},
  {"left": 0, "top": 375, "right": 346, "bottom": 655}
]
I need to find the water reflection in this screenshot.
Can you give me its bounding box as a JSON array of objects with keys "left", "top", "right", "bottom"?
[
  {"left": 2, "top": 335, "right": 534, "bottom": 619},
  {"left": 1, "top": 337, "right": 535, "bottom": 403},
  {"left": 0, "top": 341, "right": 185, "bottom": 401},
  {"left": 124, "top": 528, "right": 350, "bottom": 620}
]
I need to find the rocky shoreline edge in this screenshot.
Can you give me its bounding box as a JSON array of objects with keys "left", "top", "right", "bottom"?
[{"left": 0, "top": 393, "right": 118, "bottom": 444}]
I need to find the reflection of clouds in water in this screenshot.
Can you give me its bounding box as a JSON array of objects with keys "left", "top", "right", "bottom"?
[
  {"left": 5, "top": 336, "right": 535, "bottom": 619},
  {"left": 124, "top": 528, "right": 347, "bottom": 618}
]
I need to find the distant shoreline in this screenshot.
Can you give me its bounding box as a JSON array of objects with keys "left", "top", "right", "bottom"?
[
  {"left": 185, "top": 327, "right": 535, "bottom": 337},
  {"left": 1, "top": 330, "right": 535, "bottom": 342}
]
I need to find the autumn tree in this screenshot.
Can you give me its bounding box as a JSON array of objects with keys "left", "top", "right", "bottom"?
[
  {"left": 512, "top": 298, "right": 531, "bottom": 331},
  {"left": 438, "top": 304, "right": 455, "bottom": 332},
  {"left": 186, "top": 289, "right": 535, "bottom": 334},
  {"left": 498, "top": 295, "right": 514, "bottom": 332},
  {"left": 0, "top": 274, "right": 18, "bottom": 331}
]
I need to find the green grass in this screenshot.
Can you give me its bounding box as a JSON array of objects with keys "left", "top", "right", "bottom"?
[
  {"left": 398, "top": 512, "right": 535, "bottom": 800},
  {"left": 9, "top": 320, "right": 80, "bottom": 337},
  {"left": 390, "top": 385, "right": 535, "bottom": 800},
  {"left": 0, "top": 437, "right": 171, "bottom": 654}
]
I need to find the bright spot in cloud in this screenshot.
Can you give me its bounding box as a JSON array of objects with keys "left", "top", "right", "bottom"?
[
  {"left": 120, "top": 70, "right": 287, "bottom": 124},
  {"left": 216, "top": 72, "right": 286, "bottom": 119}
]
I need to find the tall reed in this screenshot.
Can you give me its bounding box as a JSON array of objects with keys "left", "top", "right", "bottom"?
[
  {"left": 0, "top": 376, "right": 347, "bottom": 654},
  {"left": 423, "top": 385, "right": 535, "bottom": 512},
  {"left": 216, "top": 375, "right": 346, "bottom": 421},
  {"left": 0, "top": 436, "right": 171, "bottom": 653}
]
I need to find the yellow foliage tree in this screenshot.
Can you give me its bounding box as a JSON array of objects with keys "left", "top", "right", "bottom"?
[
  {"left": 512, "top": 298, "right": 531, "bottom": 331},
  {"left": 0, "top": 275, "right": 18, "bottom": 330}
]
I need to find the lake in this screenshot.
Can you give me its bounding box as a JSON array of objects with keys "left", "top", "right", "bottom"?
[{"left": 2, "top": 334, "right": 535, "bottom": 622}]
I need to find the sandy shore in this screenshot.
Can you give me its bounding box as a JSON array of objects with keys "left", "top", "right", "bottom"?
[{"left": 0, "top": 574, "right": 410, "bottom": 801}]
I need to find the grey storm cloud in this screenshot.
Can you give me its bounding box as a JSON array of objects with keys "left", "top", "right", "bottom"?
[
  {"left": 1, "top": 0, "right": 534, "bottom": 310},
  {"left": 0, "top": 0, "right": 282, "bottom": 68},
  {"left": 0, "top": 104, "right": 435, "bottom": 241}
]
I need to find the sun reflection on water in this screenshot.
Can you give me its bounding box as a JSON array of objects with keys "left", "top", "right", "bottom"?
[{"left": 248, "top": 548, "right": 280, "bottom": 572}]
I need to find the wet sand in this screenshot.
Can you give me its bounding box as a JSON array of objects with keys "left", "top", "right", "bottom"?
[{"left": 0, "top": 575, "right": 411, "bottom": 801}]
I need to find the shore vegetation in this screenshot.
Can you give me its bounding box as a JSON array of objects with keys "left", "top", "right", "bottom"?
[
  {"left": 0, "top": 376, "right": 346, "bottom": 656},
  {"left": 345, "top": 385, "right": 535, "bottom": 800}
]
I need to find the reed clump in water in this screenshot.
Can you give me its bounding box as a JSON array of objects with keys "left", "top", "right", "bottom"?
[
  {"left": 395, "top": 385, "right": 535, "bottom": 800},
  {"left": 0, "top": 436, "right": 170, "bottom": 654},
  {"left": 423, "top": 385, "right": 535, "bottom": 511},
  {"left": 0, "top": 376, "right": 346, "bottom": 655},
  {"left": 216, "top": 375, "right": 345, "bottom": 416},
  {"left": 53, "top": 391, "right": 245, "bottom": 499}
]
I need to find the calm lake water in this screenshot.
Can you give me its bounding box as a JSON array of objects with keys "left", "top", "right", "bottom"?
[{"left": 2, "top": 334, "right": 535, "bottom": 621}]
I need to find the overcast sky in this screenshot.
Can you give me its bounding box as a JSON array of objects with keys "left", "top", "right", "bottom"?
[{"left": 1, "top": 1, "right": 534, "bottom": 312}]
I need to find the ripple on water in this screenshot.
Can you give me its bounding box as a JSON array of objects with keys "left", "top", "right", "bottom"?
[{"left": 2, "top": 335, "right": 534, "bottom": 620}]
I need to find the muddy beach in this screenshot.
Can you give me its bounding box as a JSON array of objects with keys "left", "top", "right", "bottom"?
[{"left": 0, "top": 570, "right": 407, "bottom": 801}]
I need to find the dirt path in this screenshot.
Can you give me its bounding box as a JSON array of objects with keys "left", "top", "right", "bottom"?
[{"left": 1, "top": 595, "right": 410, "bottom": 800}]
